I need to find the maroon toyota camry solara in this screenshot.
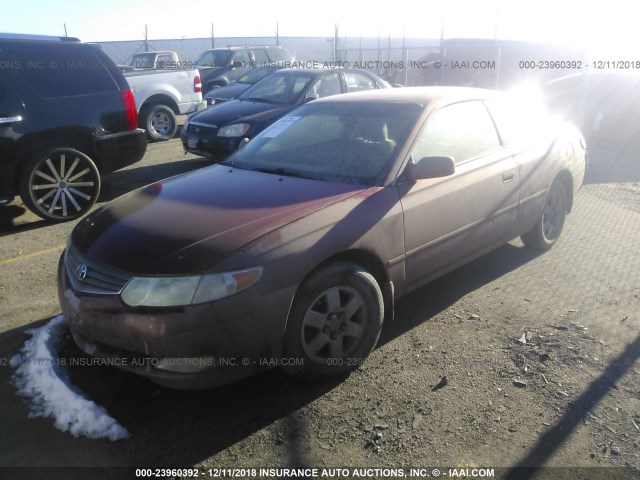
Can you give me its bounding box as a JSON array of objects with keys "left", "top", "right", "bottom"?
[{"left": 58, "top": 87, "right": 586, "bottom": 389}]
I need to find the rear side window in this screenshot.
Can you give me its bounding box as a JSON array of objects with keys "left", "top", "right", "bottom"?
[
  {"left": 1, "top": 45, "right": 118, "bottom": 97},
  {"left": 485, "top": 99, "right": 551, "bottom": 146}
]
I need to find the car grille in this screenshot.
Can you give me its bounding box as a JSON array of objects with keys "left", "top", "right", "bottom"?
[
  {"left": 65, "top": 245, "right": 133, "bottom": 295},
  {"left": 187, "top": 123, "right": 217, "bottom": 137}
]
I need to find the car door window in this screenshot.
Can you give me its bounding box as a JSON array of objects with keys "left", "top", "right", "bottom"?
[
  {"left": 411, "top": 101, "right": 500, "bottom": 165},
  {"left": 344, "top": 72, "right": 376, "bottom": 92},
  {"left": 311, "top": 72, "right": 342, "bottom": 98},
  {"left": 231, "top": 51, "right": 251, "bottom": 67},
  {"left": 196, "top": 50, "right": 231, "bottom": 67},
  {"left": 253, "top": 49, "right": 269, "bottom": 65}
]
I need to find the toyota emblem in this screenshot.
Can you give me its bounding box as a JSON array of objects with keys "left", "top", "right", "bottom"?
[{"left": 76, "top": 264, "right": 88, "bottom": 280}]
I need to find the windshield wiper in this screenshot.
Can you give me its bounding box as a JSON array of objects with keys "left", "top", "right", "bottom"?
[
  {"left": 253, "top": 167, "right": 308, "bottom": 179},
  {"left": 241, "top": 97, "right": 275, "bottom": 104}
]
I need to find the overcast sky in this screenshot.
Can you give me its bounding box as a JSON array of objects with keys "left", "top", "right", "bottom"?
[{"left": 2, "top": 0, "right": 637, "bottom": 55}]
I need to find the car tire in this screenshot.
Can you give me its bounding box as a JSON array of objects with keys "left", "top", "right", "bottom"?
[
  {"left": 282, "top": 262, "right": 384, "bottom": 379},
  {"left": 19, "top": 147, "right": 101, "bottom": 222},
  {"left": 141, "top": 104, "right": 177, "bottom": 141},
  {"left": 521, "top": 178, "right": 568, "bottom": 251}
]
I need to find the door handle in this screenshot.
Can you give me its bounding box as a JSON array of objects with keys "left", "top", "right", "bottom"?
[
  {"left": 0, "top": 115, "right": 23, "bottom": 125},
  {"left": 502, "top": 172, "right": 515, "bottom": 183}
]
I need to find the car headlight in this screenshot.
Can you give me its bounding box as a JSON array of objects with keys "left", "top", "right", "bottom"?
[
  {"left": 218, "top": 123, "right": 250, "bottom": 137},
  {"left": 120, "top": 267, "right": 262, "bottom": 307}
]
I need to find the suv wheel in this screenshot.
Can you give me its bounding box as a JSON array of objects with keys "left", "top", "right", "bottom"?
[
  {"left": 19, "top": 147, "right": 101, "bottom": 222},
  {"left": 141, "top": 104, "right": 177, "bottom": 141}
]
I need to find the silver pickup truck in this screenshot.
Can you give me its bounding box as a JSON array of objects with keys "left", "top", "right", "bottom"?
[{"left": 124, "top": 68, "right": 206, "bottom": 141}]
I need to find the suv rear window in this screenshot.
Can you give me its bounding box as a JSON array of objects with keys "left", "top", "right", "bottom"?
[{"left": 0, "top": 45, "right": 118, "bottom": 97}]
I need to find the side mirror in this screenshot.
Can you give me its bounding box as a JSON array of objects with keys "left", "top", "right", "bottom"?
[
  {"left": 408, "top": 156, "right": 455, "bottom": 180},
  {"left": 231, "top": 61, "right": 244, "bottom": 69}
]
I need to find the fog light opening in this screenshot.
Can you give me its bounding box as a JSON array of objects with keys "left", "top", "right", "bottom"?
[{"left": 153, "top": 356, "right": 217, "bottom": 373}]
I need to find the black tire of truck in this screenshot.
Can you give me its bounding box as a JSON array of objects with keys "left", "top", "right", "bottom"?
[{"left": 141, "top": 104, "right": 177, "bottom": 142}]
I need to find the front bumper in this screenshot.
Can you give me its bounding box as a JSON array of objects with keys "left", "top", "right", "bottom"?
[
  {"left": 56, "top": 252, "right": 296, "bottom": 389},
  {"left": 180, "top": 129, "right": 242, "bottom": 160}
]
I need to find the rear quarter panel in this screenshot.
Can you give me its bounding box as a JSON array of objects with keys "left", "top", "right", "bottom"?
[{"left": 514, "top": 120, "right": 586, "bottom": 231}]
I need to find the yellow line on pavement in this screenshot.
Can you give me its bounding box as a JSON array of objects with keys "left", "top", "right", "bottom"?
[{"left": 0, "top": 245, "right": 65, "bottom": 266}]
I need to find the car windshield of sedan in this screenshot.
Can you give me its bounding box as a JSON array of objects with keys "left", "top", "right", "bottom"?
[
  {"left": 239, "top": 72, "right": 315, "bottom": 105},
  {"left": 223, "top": 102, "right": 422, "bottom": 186},
  {"left": 194, "top": 50, "right": 232, "bottom": 68}
]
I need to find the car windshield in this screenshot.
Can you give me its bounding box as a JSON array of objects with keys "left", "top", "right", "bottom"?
[
  {"left": 237, "top": 67, "right": 278, "bottom": 84},
  {"left": 239, "top": 72, "right": 315, "bottom": 105},
  {"left": 223, "top": 102, "right": 422, "bottom": 186},
  {"left": 195, "top": 50, "right": 232, "bottom": 67}
]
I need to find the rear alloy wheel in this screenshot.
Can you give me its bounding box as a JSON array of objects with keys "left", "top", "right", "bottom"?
[
  {"left": 142, "top": 104, "right": 177, "bottom": 141},
  {"left": 521, "top": 178, "right": 568, "bottom": 251},
  {"left": 282, "top": 262, "right": 384, "bottom": 378},
  {"left": 19, "top": 148, "right": 100, "bottom": 222}
]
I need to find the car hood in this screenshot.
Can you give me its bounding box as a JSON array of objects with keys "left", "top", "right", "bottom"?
[
  {"left": 204, "top": 83, "right": 250, "bottom": 101},
  {"left": 72, "top": 165, "right": 365, "bottom": 275},
  {"left": 190, "top": 98, "right": 291, "bottom": 127}
]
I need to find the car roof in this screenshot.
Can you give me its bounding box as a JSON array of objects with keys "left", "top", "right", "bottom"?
[
  {"left": 312, "top": 86, "right": 500, "bottom": 105},
  {"left": 0, "top": 32, "right": 81, "bottom": 43}
]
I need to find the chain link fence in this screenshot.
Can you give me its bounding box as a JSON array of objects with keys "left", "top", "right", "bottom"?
[{"left": 97, "top": 35, "right": 588, "bottom": 88}]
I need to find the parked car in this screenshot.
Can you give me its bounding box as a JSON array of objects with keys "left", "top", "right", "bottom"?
[
  {"left": 128, "top": 50, "right": 181, "bottom": 70},
  {"left": 58, "top": 87, "right": 586, "bottom": 389},
  {"left": 204, "top": 65, "right": 282, "bottom": 106},
  {"left": 0, "top": 33, "right": 147, "bottom": 222},
  {"left": 181, "top": 68, "right": 391, "bottom": 160},
  {"left": 194, "top": 45, "right": 293, "bottom": 94},
  {"left": 123, "top": 68, "right": 205, "bottom": 141}
]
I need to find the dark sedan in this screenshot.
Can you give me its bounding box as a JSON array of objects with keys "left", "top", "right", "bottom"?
[
  {"left": 58, "top": 87, "right": 586, "bottom": 389},
  {"left": 181, "top": 68, "right": 391, "bottom": 160},
  {"left": 203, "top": 66, "right": 282, "bottom": 106}
]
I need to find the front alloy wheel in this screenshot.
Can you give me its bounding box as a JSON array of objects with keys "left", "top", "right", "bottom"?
[
  {"left": 301, "top": 285, "right": 368, "bottom": 363},
  {"left": 19, "top": 147, "right": 101, "bottom": 222},
  {"left": 283, "top": 262, "right": 384, "bottom": 378}
]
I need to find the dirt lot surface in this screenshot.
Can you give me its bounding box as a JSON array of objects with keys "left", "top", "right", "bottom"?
[{"left": 0, "top": 130, "right": 639, "bottom": 480}]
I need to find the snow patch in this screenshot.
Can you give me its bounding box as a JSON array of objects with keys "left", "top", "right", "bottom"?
[{"left": 11, "top": 315, "right": 129, "bottom": 441}]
